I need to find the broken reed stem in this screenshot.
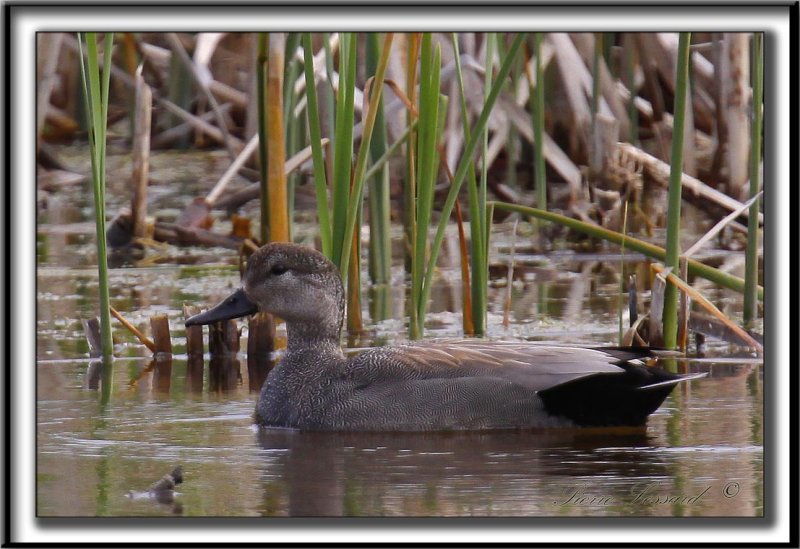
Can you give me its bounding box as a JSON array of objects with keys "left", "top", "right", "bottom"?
[
  {"left": 82, "top": 318, "right": 102, "bottom": 358},
  {"left": 110, "top": 306, "right": 156, "bottom": 352},
  {"left": 209, "top": 320, "right": 240, "bottom": 356},
  {"left": 247, "top": 312, "right": 275, "bottom": 392},
  {"left": 150, "top": 313, "right": 173, "bottom": 356},
  {"left": 183, "top": 305, "right": 204, "bottom": 355},
  {"left": 183, "top": 305, "right": 204, "bottom": 392},
  {"left": 131, "top": 66, "right": 152, "bottom": 239},
  {"left": 651, "top": 263, "right": 762, "bottom": 352}
]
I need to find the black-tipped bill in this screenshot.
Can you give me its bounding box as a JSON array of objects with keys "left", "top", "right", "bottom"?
[{"left": 185, "top": 288, "right": 258, "bottom": 326}]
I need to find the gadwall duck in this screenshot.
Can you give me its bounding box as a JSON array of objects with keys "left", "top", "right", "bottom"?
[{"left": 186, "top": 243, "right": 703, "bottom": 431}]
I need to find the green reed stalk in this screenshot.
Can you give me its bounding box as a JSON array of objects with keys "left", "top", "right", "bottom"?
[
  {"left": 744, "top": 33, "right": 763, "bottom": 326},
  {"left": 452, "top": 34, "right": 486, "bottom": 336},
  {"left": 480, "top": 34, "right": 493, "bottom": 252},
  {"left": 490, "top": 201, "right": 763, "bottom": 301},
  {"left": 662, "top": 32, "right": 691, "bottom": 349},
  {"left": 322, "top": 33, "right": 337, "bottom": 152},
  {"left": 409, "top": 34, "right": 442, "bottom": 339},
  {"left": 366, "top": 33, "right": 392, "bottom": 289},
  {"left": 403, "top": 34, "right": 421, "bottom": 276},
  {"left": 323, "top": 32, "right": 359, "bottom": 332},
  {"left": 301, "top": 33, "right": 332, "bottom": 257},
  {"left": 330, "top": 32, "right": 356, "bottom": 269},
  {"left": 256, "top": 33, "right": 269, "bottom": 243},
  {"left": 532, "top": 33, "right": 547, "bottom": 241},
  {"left": 473, "top": 33, "right": 494, "bottom": 334},
  {"left": 337, "top": 33, "right": 393, "bottom": 280},
  {"left": 282, "top": 34, "right": 301, "bottom": 133},
  {"left": 78, "top": 32, "right": 114, "bottom": 371},
  {"left": 305, "top": 33, "right": 392, "bottom": 330},
  {"left": 414, "top": 33, "right": 525, "bottom": 339},
  {"left": 364, "top": 119, "right": 417, "bottom": 181}
]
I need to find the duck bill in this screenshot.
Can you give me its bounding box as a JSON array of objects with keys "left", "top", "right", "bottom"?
[{"left": 185, "top": 288, "right": 258, "bottom": 326}]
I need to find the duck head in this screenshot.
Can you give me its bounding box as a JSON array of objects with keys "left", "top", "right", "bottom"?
[{"left": 185, "top": 243, "right": 345, "bottom": 344}]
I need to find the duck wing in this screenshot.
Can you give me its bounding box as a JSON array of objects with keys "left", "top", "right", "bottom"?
[
  {"left": 338, "top": 341, "right": 701, "bottom": 429},
  {"left": 351, "top": 340, "right": 633, "bottom": 390}
]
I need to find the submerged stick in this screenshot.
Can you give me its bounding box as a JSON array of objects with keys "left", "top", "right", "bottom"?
[
  {"left": 651, "top": 263, "right": 762, "bottom": 352},
  {"left": 111, "top": 307, "right": 156, "bottom": 352}
]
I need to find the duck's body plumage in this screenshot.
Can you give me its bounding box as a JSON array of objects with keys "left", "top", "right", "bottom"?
[
  {"left": 186, "top": 243, "right": 703, "bottom": 432},
  {"left": 255, "top": 341, "right": 688, "bottom": 430}
]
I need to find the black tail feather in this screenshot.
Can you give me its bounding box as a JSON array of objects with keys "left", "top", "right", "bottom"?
[{"left": 539, "top": 361, "right": 703, "bottom": 427}]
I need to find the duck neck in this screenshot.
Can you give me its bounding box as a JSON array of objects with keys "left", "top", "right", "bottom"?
[{"left": 284, "top": 319, "right": 343, "bottom": 357}]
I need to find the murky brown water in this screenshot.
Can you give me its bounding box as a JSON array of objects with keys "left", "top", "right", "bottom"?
[{"left": 36, "top": 147, "right": 763, "bottom": 517}]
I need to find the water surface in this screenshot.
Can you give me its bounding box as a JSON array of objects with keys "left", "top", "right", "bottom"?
[{"left": 36, "top": 147, "right": 763, "bottom": 518}]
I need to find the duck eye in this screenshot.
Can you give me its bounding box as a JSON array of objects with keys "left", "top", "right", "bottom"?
[{"left": 270, "top": 265, "right": 289, "bottom": 276}]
